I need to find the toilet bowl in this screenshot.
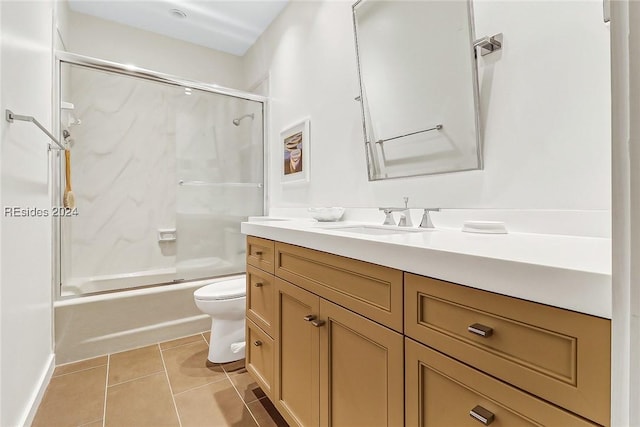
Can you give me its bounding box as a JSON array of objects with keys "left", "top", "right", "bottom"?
[{"left": 194, "top": 276, "right": 246, "bottom": 363}]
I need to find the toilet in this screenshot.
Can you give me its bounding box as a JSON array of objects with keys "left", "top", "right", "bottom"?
[{"left": 194, "top": 276, "right": 246, "bottom": 363}]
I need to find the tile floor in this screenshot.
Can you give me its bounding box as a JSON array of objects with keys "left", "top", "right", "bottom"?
[{"left": 32, "top": 332, "right": 288, "bottom": 427}]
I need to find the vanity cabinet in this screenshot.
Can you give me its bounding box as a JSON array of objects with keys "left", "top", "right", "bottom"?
[
  {"left": 404, "top": 273, "right": 611, "bottom": 425},
  {"left": 274, "top": 277, "right": 404, "bottom": 427},
  {"left": 246, "top": 236, "right": 611, "bottom": 427},
  {"left": 246, "top": 237, "right": 404, "bottom": 427}
]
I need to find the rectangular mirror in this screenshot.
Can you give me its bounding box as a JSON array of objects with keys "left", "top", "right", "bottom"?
[{"left": 352, "top": 0, "right": 483, "bottom": 180}]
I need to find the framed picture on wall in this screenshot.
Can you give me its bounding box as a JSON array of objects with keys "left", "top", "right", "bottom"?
[{"left": 281, "top": 118, "right": 310, "bottom": 184}]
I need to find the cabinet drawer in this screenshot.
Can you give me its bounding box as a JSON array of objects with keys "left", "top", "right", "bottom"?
[
  {"left": 246, "top": 319, "right": 274, "bottom": 399},
  {"left": 247, "top": 236, "right": 275, "bottom": 274},
  {"left": 404, "top": 273, "right": 610, "bottom": 426},
  {"left": 275, "top": 242, "right": 403, "bottom": 332},
  {"left": 405, "top": 338, "right": 597, "bottom": 427},
  {"left": 247, "top": 265, "right": 275, "bottom": 337}
]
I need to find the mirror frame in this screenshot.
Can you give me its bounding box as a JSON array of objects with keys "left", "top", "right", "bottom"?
[{"left": 351, "top": 0, "right": 483, "bottom": 181}]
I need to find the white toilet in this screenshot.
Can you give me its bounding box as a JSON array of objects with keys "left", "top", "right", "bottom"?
[{"left": 193, "top": 276, "right": 246, "bottom": 364}]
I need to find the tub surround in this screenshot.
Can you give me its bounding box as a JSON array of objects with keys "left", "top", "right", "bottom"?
[{"left": 241, "top": 215, "right": 611, "bottom": 319}]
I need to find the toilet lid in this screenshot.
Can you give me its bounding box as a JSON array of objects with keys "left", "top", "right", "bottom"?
[{"left": 194, "top": 278, "right": 246, "bottom": 301}]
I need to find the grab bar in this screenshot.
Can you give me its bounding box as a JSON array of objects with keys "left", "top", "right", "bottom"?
[
  {"left": 373, "top": 124, "right": 443, "bottom": 144},
  {"left": 178, "top": 180, "right": 263, "bottom": 188},
  {"left": 5, "top": 109, "right": 65, "bottom": 151}
]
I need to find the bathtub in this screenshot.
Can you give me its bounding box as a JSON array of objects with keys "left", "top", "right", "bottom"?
[{"left": 54, "top": 274, "right": 245, "bottom": 364}]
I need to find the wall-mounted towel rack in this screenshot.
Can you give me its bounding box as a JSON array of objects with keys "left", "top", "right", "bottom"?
[{"left": 5, "top": 109, "right": 65, "bottom": 151}]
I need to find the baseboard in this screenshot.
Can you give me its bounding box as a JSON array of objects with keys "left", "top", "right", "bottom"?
[{"left": 19, "top": 353, "right": 55, "bottom": 427}]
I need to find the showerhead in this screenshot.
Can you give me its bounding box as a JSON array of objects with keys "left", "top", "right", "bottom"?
[{"left": 233, "top": 113, "right": 254, "bottom": 126}]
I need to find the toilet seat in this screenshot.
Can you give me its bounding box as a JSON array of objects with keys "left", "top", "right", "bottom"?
[{"left": 193, "top": 278, "right": 246, "bottom": 301}]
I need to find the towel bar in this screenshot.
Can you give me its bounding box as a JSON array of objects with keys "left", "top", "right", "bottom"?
[{"left": 5, "top": 109, "right": 65, "bottom": 151}]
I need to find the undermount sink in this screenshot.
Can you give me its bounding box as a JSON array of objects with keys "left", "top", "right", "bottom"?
[{"left": 318, "top": 224, "right": 434, "bottom": 236}]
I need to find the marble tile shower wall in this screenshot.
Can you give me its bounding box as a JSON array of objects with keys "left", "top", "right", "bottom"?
[{"left": 61, "top": 65, "right": 262, "bottom": 290}]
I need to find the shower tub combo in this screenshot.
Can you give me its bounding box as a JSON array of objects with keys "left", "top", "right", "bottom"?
[{"left": 53, "top": 52, "right": 266, "bottom": 364}]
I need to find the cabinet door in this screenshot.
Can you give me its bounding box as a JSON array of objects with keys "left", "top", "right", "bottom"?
[
  {"left": 319, "top": 299, "right": 404, "bottom": 427},
  {"left": 274, "top": 278, "right": 320, "bottom": 427}
]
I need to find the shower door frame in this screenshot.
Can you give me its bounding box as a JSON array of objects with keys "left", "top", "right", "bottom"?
[{"left": 52, "top": 51, "right": 269, "bottom": 299}]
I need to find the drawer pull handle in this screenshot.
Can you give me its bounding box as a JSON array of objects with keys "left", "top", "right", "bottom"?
[
  {"left": 254, "top": 340, "right": 262, "bottom": 347},
  {"left": 470, "top": 405, "right": 494, "bottom": 425},
  {"left": 254, "top": 250, "right": 263, "bottom": 256},
  {"left": 303, "top": 315, "right": 316, "bottom": 322},
  {"left": 254, "top": 282, "right": 263, "bottom": 288},
  {"left": 311, "top": 319, "right": 326, "bottom": 327},
  {"left": 468, "top": 323, "right": 493, "bottom": 337}
]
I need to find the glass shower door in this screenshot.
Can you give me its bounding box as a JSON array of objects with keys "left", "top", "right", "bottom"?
[
  {"left": 58, "top": 58, "right": 264, "bottom": 296},
  {"left": 174, "top": 90, "right": 264, "bottom": 282}
]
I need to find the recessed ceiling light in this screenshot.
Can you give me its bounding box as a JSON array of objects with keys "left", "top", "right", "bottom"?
[{"left": 169, "top": 8, "right": 187, "bottom": 19}]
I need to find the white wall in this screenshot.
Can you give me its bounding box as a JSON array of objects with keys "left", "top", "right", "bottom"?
[
  {"left": 64, "top": 4, "right": 245, "bottom": 89},
  {"left": 0, "top": 1, "right": 55, "bottom": 426},
  {"left": 243, "top": 0, "right": 610, "bottom": 210}
]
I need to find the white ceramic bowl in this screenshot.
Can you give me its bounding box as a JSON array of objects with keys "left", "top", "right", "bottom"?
[{"left": 308, "top": 207, "right": 345, "bottom": 222}]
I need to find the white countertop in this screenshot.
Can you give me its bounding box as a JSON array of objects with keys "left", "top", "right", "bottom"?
[{"left": 241, "top": 219, "right": 612, "bottom": 319}]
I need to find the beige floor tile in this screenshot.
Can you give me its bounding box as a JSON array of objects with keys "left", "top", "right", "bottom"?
[
  {"left": 105, "top": 372, "right": 179, "bottom": 427},
  {"left": 108, "top": 344, "right": 164, "bottom": 385},
  {"left": 247, "top": 398, "right": 289, "bottom": 427},
  {"left": 32, "top": 365, "right": 106, "bottom": 427},
  {"left": 174, "top": 379, "right": 258, "bottom": 427},
  {"left": 229, "top": 369, "right": 266, "bottom": 403},
  {"left": 54, "top": 356, "right": 108, "bottom": 377},
  {"left": 221, "top": 359, "right": 245, "bottom": 374},
  {"left": 79, "top": 419, "right": 103, "bottom": 427},
  {"left": 160, "top": 333, "right": 205, "bottom": 351},
  {"left": 202, "top": 330, "right": 211, "bottom": 344},
  {"left": 162, "top": 341, "right": 227, "bottom": 394}
]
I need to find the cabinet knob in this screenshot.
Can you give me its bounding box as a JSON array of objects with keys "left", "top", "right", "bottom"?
[
  {"left": 254, "top": 282, "right": 263, "bottom": 288},
  {"left": 469, "top": 405, "right": 494, "bottom": 425},
  {"left": 311, "top": 319, "right": 326, "bottom": 327},
  {"left": 253, "top": 340, "right": 262, "bottom": 347},
  {"left": 303, "top": 315, "right": 316, "bottom": 322},
  {"left": 468, "top": 323, "right": 493, "bottom": 338}
]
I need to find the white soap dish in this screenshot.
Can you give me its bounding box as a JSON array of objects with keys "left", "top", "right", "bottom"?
[
  {"left": 308, "top": 207, "right": 345, "bottom": 222},
  {"left": 462, "top": 221, "right": 508, "bottom": 234}
]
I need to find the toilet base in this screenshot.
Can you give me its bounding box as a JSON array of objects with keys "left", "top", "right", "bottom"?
[{"left": 208, "top": 317, "right": 246, "bottom": 363}]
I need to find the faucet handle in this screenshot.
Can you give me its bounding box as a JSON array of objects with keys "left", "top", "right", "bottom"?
[
  {"left": 398, "top": 213, "right": 409, "bottom": 227},
  {"left": 381, "top": 209, "right": 396, "bottom": 226},
  {"left": 419, "top": 208, "right": 440, "bottom": 228}
]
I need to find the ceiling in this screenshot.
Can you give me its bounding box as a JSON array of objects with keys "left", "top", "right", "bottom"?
[{"left": 67, "top": 0, "right": 289, "bottom": 56}]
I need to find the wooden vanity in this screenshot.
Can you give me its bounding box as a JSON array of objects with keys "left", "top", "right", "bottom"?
[{"left": 245, "top": 235, "right": 611, "bottom": 427}]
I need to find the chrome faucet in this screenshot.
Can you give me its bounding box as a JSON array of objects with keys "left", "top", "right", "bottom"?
[
  {"left": 379, "top": 197, "right": 413, "bottom": 227},
  {"left": 419, "top": 208, "right": 440, "bottom": 228}
]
